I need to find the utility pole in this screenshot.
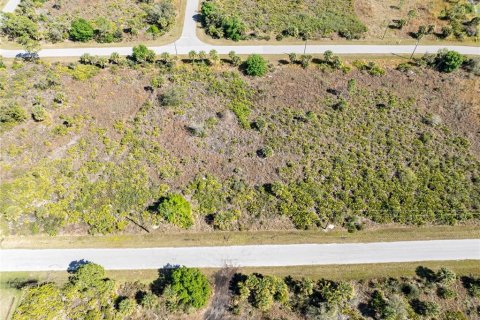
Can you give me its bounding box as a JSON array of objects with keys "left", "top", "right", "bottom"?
[
  {"left": 382, "top": 19, "right": 389, "bottom": 40},
  {"left": 410, "top": 38, "right": 420, "bottom": 59},
  {"left": 303, "top": 38, "right": 308, "bottom": 55},
  {"left": 174, "top": 41, "right": 178, "bottom": 57},
  {"left": 411, "top": 28, "right": 425, "bottom": 59}
]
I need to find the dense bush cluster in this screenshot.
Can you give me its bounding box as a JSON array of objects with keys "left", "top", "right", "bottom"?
[
  {"left": 12, "top": 263, "right": 211, "bottom": 319},
  {"left": 0, "top": 0, "right": 176, "bottom": 46},
  {"left": 231, "top": 266, "right": 479, "bottom": 319},
  {"left": 438, "top": 0, "right": 479, "bottom": 40},
  {"left": 201, "top": 0, "right": 367, "bottom": 41}
]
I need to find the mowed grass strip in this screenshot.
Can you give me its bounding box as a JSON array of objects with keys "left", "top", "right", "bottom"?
[{"left": 2, "top": 225, "right": 479, "bottom": 249}]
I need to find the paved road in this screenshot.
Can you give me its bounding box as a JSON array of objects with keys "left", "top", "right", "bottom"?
[
  {"left": 1, "top": 240, "right": 479, "bottom": 271},
  {"left": 0, "top": 0, "right": 479, "bottom": 58},
  {"left": 1, "top": 0, "right": 20, "bottom": 13}
]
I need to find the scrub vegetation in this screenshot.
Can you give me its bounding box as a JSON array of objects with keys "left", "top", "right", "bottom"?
[
  {"left": 200, "top": 0, "right": 367, "bottom": 41},
  {"left": 0, "top": 49, "right": 479, "bottom": 236},
  {"left": 0, "top": 0, "right": 178, "bottom": 46},
  {"left": 8, "top": 263, "right": 480, "bottom": 319},
  {"left": 11, "top": 263, "right": 212, "bottom": 319},
  {"left": 200, "top": 0, "right": 479, "bottom": 42}
]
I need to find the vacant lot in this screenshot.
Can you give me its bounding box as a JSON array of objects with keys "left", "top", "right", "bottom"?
[
  {"left": 356, "top": 0, "right": 479, "bottom": 42},
  {"left": 199, "top": 0, "right": 479, "bottom": 43},
  {"left": 0, "top": 54, "right": 479, "bottom": 236},
  {"left": 0, "top": 0, "right": 181, "bottom": 45},
  {"left": 200, "top": 0, "right": 367, "bottom": 41}
]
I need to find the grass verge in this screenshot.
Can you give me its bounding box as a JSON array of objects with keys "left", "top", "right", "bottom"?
[{"left": 1, "top": 225, "right": 478, "bottom": 249}]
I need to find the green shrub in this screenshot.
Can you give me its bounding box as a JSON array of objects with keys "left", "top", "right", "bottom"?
[
  {"left": 244, "top": 54, "right": 268, "bottom": 76},
  {"left": 159, "top": 87, "right": 185, "bottom": 107},
  {"left": 1, "top": 13, "right": 39, "bottom": 42},
  {"left": 67, "top": 64, "right": 99, "bottom": 81},
  {"left": 229, "top": 100, "right": 251, "bottom": 128},
  {"left": 32, "top": 105, "right": 47, "bottom": 122},
  {"left": 155, "top": 194, "right": 193, "bottom": 228},
  {"left": 237, "top": 274, "right": 289, "bottom": 311},
  {"left": 411, "top": 299, "right": 439, "bottom": 317},
  {"left": 69, "top": 18, "right": 94, "bottom": 42},
  {"left": 437, "top": 286, "right": 456, "bottom": 299},
  {"left": 132, "top": 45, "right": 156, "bottom": 63},
  {"left": 436, "top": 267, "right": 456, "bottom": 286},
  {"left": 213, "top": 210, "right": 241, "bottom": 230},
  {"left": 140, "top": 292, "right": 159, "bottom": 309},
  {"left": 435, "top": 50, "right": 464, "bottom": 73},
  {"left": 0, "top": 104, "right": 28, "bottom": 124},
  {"left": 167, "top": 267, "right": 211, "bottom": 310},
  {"left": 12, "top": 283, "right": 63, "bottom": 320},
  {"left": 442, "top": 311, "right": 468, "bottom": 320},
  {"left": 117, "top": 298, "right": 136, "bottom": 316}
]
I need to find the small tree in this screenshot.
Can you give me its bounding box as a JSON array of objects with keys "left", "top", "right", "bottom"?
[
  {"left": 436, "top": 267, "right": 456, "bottom": 286},
  {"left": 109, "top": 52, "right": 121, "bottom": 64},
  {"left": 69, "top": 18, "right": 94, "bottom": 42},
  {"left": 406, "top": 10, "right": 417, "bottom": 25},
  {"left": 198, "top": 50, "right": 207, "bottom": 63},
  {"left": 167, "top": 267, "right": 211, "bottom": 311},
  {"left": 132, "top": 45, "right": 156, "bottom": 64},
  {"left": 140, "top": 292, "right": 159, "bottom": 309},
  {"left": 188, "top": 50, "right": 197, "bottom": 63},
  {"left": 32, "top": 105, "right": 47, "bottom": 122},
  {"left": 155, "top": 194, "right": 193, "bottom": 228},
  {"left": 208, "top": 49, "right": 219, "bottom": 64},
  {"left": 117, "top": 298, "right": 136, "bottom": 316},
  {"left": 300, "top": 54, "right": 312, "bottom": 69},
  {"left": 288, "top": 52, "right": 297, "bottom": 64},
  {"left": 244, "top": 54, "right": 268, "bottom": 76},
  {"left": 229, "top": 51, "right": 241, "bottom": 66},
  {"left": 435, "top": 50, "right": 464, "bottom": 73}
]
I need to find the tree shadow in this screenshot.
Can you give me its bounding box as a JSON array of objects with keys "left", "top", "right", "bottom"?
[
  {"left": 228, "top": 273, "right": 248, "bottom": 295},
  {"left": 150, "top": 263, "right": 180, "bottom": 295},
  {"left": 415, "top": 266, "right": 436, "bottom": 282},
  {"left": 67, "top": 259, "right": 91, "bottom": 273},
  {"left": 7, "top": 278, "right": 39, "bottom": 289}
]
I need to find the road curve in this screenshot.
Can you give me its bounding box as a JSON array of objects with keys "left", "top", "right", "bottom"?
[
  {"left": 1, "top": 0, "right": 479, "bottom": 58},
  {"left": 1, "top": 240, "right": 479, "bottom": 271}
]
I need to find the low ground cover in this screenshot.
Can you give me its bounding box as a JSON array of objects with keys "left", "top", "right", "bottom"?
[{"left": 0, "top": 51, "right": 479, "bottom": 236}]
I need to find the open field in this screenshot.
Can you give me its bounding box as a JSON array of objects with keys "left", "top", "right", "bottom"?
[{"left": 1, "top": 54, "right": 479, "bottom": 236}]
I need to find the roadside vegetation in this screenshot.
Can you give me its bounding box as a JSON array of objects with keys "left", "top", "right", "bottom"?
[
  {"left": 201, "top": 0, "right": 367, "bottom": 41},
  {"left": 199, "top": 0, "right": 479, "bottom": 42},
  {"left": 0, "top": 48, "right": 479, "bottom": 236},
  {"left": 0, "top": 0, "right": 177, "bottom": 47},
  {"left": 7, "top": 263, "right": 480, "bottom": 319},
  {"left": 10, "top": 262, "right": 211, "bottom": 319}
]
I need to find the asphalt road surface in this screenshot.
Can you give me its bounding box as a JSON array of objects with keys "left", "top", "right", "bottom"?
[
  {"left": 1, "top": 0, "right": 479, "bottom": 58},
  {"left": 1, "top": 240, "right": 479, "bottom": 271}
]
